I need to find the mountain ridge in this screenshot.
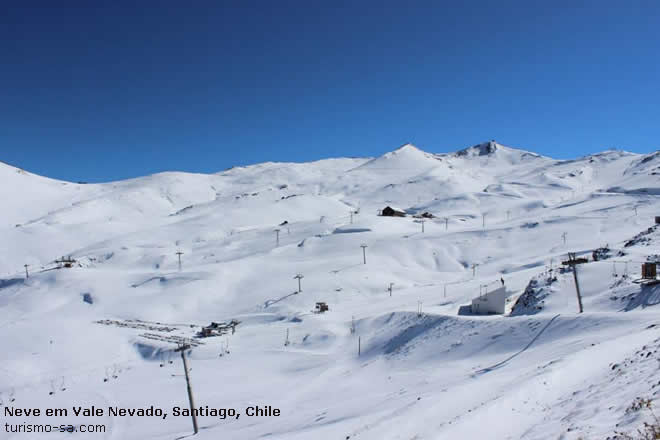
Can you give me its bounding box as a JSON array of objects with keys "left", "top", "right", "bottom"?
[{"left": 2, "top": 141, "right": 652, "bottom": 183}]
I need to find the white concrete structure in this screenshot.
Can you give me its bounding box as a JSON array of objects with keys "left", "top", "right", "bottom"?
[{"left": 471, "top": 286, "right": 509, "bottom": 315}]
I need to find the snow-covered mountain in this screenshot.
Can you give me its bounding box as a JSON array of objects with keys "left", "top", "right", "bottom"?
[{"left": 2, "top": 141, "right": 660, "bottom": 439}]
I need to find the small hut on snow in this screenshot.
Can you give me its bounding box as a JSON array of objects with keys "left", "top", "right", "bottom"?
[
  {"left": 381, "top": 206, "right": 406, "bottom": 217},
  {"left": 471, "top": 286, "right": 510, "bottom": 315}
]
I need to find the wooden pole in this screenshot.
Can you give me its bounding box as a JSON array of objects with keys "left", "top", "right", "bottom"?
[
  {"left": 294, "top": 274, "right": 303, "bottom": 293},
  {"left": 178, "top": 345, "right": 198, "bottom": 435},
  {"left": 572, "top": 262, "right": 584, "bottom": 314},
  {"left": 24, "top": 264, "right": 29, "bottom": 279},
  {"left": 358, "top": 336, "right": 361, "bottom": 357},
  {"left": 176, "top": 251, "right": 184, "bottom": 271},
  {"left": 567, "top": 253, "right": 584, "bottom": 313}
]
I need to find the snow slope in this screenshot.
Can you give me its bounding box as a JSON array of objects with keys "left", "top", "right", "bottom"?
[{"left": 1, "top": 141, "right": 660, "bottom": 439}]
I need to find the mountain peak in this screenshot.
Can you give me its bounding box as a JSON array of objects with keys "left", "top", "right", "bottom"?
[
  {"left": 379, "top": 142, "right": 433, "bottom": 161},
  {"left": 455, "top": 140, "right": 499, "bottom": 157},
  {"left": 379, "top": 142, "right": 427, "bottom": 158},
  {"left": 393, "top": 143, "right": 421, "bottom": 152},
  {"left": 350, "top": 143, "right": 439, "bottom": 172}
]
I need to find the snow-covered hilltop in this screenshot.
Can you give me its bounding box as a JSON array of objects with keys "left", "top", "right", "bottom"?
[{"left": 2, "top": 141, "right": 660, "bottom": 439}]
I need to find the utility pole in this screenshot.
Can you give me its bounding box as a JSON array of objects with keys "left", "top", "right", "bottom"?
[
  {"left": 417, "top": 301, "right": 423, "bottom": 317},
  {"left": 472, "top": 263, "right": 478, "bottom": 278},
  {"left": 420, "top": 219, "right": 425, "bottom": 233},
  {"left": 562, "top": 232, "right": 567, "bottom": 246},
  {"left": 634, "top": 206, "right": 638, "bottom": 216},
  {"left": 176, "top": 251, "right": 184, "bottom": 271},
  {"left": 388, "top": 282, "right": 393, "bottom": 297},
  {"left": 360, "top": 244, "right": 368, "bottom": 264},
  {"left": 274, "top": 229, "right": 280, "bottom": 247},
  {"left": 443, "top": 284, "right": 447, "bottom": 298},
  {"left": 482, "top": 214, "right": 486, "bottom": 229},
  {"left": 565, "top": 253, "right": 584, "bottom": 313},
  {"left": 294, "top": 274, "right": 304, "bottom": 293},
  {"left": 284, "top": 328, "right": 290, "bottom": 346},
  {"left": 358, "top": 336, "right": 361, "bottom": 357},
  {"left": 176, "top": 344, "right": 198, "bottom": 435},
  {"left": 24, "top": 264, "right": 29, "bottom": 279},
  {"left": 444, "top": 217, "right": 449, "bottom": 231}
]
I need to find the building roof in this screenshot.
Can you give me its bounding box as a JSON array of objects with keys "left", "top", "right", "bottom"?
[{"left": 383, "top": 205, "right": 406, "bottom": 213}]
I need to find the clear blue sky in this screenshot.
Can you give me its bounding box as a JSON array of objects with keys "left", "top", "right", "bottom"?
[{"left": 1, "top": 1, "right": 658, "bottom": 182}]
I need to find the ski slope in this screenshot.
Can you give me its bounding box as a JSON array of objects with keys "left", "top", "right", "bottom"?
[{"left": 2, "top": 141, "right": 660, "bottom": 439}]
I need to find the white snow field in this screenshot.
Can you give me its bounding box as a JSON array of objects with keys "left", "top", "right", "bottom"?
[{"left": 2, "top": 141, "right": 660, "bottom": 439}]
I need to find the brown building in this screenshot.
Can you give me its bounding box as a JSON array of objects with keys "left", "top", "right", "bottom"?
[
  {"left": 381, "top": 206, "right": 406, "bottom": 217},
  {"left": 642, "top": 263, "right": 657, "bottom": 279}
]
